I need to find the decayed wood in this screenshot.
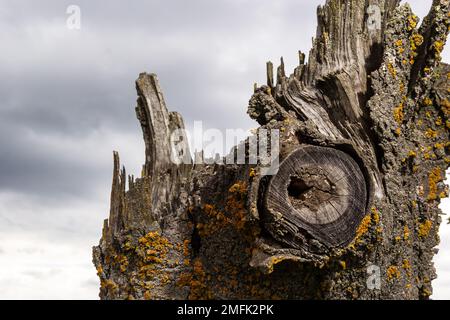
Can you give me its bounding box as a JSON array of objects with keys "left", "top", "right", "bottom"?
[{"left": 93, "top": 0, "right": 449, "bottom": 300}]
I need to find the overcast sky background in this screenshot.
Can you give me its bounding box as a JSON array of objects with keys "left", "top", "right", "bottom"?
[{"left": 0, "top": 0, "right": 448, "bottom": 299}]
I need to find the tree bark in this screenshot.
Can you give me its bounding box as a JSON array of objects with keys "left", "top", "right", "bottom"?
[{"left": 93, "top": 0, "right": 450, "bottom": 300}]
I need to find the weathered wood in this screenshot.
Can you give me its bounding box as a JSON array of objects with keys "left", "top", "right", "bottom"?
[
  {"left": 263, "top": 146, "right": 367, "bottom": 251},
  {"left": 93, "top": 0, "right": 449, "bottom": 300}
]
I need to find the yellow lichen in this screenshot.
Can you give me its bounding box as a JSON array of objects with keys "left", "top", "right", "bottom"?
[
  {"left": 434, "top": 143, "right": 445, "bottom": 150},
  {"left": 96, "top": 265, "right": 103, "bottom": 277},
  {"left": 183, "top": 239, "right": 190, "bottom": 257},
  {"left": 372, "top": 207, "right": 380, "bottom": 225},
  {"left": 394, "top": 103, "right": 404, "bottom": 124},
  {"left": 387, "top": 266, "right": 400, "bottom": 281},
  {"left": 143, "top": 291, "right": 152, "bottom": 300},
  {"left": 101, "top": 279, "right": 118, "bottom": 292},
  {"left": 226, "top": 182, "right": 248, "bottom": 230},
  {"left": 418, "top": 220, "right": 433, "bottom": 238},
  {"left": 441, "top": 99, "right": 450, "bottom": 116},
  {"left": 427, "top": 167, "right": 442, "bottom": 201},
  {"left": 410, "top": 33, "right": 424, "bottom": 52},
  {"left": 407, "top": 15, "right": 419, "bottom": 31},
  {"left": 395, "top": 39, "right": 403, "bottom": 47},
  {"left": 423, "top": 97, "right": 433, "bottom": 107},
  {"left": 115, "top": 255, "right": 129, "bottom": 273},
  {"left": 425, "top": 128, "right": 437, "bottom": 139},
  {"left": 387, "top": 63, "right": 397, "bottom": 78},
  {"left": 356, "top": 214, "right": 372, "bottom": 239},
  {"left": 402, "top": 259, "right": 412, "bottom": 277},
  {"left": 136, "top": 231, "right": 173, "bottom": 281},
  {"left": 434, "top": 40, "right": 444, "bottom": 55},
  {"left": 403, "top": 225, "right": 410, "bottom": 241}
]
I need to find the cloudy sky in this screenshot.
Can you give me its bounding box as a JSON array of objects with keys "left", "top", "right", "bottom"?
[{"left": 0, "top": 0, "right": 448, "bottom": 299}]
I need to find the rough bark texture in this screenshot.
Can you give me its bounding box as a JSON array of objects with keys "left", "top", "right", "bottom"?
[{"left": 93, "top": 0, "right": 450, "bottom": 300}]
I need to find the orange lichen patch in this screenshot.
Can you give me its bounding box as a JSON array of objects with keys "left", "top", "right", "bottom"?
[
  {"left": 101, "top": 279, "right": 118, "bottom": 292},
  {"left": 434, "top": 143, "right": 445, "bottom": 150},
  {"left": 410, "top": 33, "right": 424, "bottom": 50},
  {"left": 387, "top": 63, "right": 397, "bottom": 78},
  {"left": 441, "top": 99, "right": 450, "bottom": 116},
  {"left": 198, "top": 204, "right": 230, "bottom": 237},
  {"left": 427, "top": 167, "right": 442, "bottom": 201},
  {"left": 395, "top": 128, "right": 402, "bottom": 136},
  {"left": 226, "top": 182, "right": 248, "bottom": 230},
  {"left": 137, "top": 231, "right": 172, "bottom": 264},
  {"left": 402, "top": 259, "right": 412, "bottom": 277},
  {"left": 135, "top": 231, "right": 174, "bottom": 282},
  {"left": 355, "top": 214, "right": 372, "bottom": 240},
  {"left": 425, "top": 128, "right": 438, "bottom": 139},
  {"left": 143, "top": 291, "right": 152, "bottom": 300},
  {"left": 407, "top": 15, "right": 419, "bottom": 31},
  {"left": 395, "top": 39, "right": 403, "bottom": 47},
  {"left": 434, "top": 40, "right": 444, "bottom": 55},
  {"left": 249, "top": 168, "right": 257, "bottom": 178},
  {"left": 423, "top": 97, "right": 433, "bottom": 107},
  {"left": 418, "top": 220, "right": 433, "bottom": 238},
  {"left": 339, "top": 261, "right": 347, "bottom": 270},
  {"left": 403, "top": 226, "right": 410, "bottom": 241},
  {"left": 394, "top": 103, "right": 404, "bottom": 124},
  {"left": 114, "top": 254, "right": 129, "bottom": 273},
  {"left": 265, "top": 256, "right": 290, "bottom": 274},
  {"left": 387, "top": 266, "right": 400, "bottom": 281},
  {"left": 435, "top": 117, "right": 443, "bottom": 126},
  {"left": 421, "top": 288, "right": 432, "bottom": 298},
  {"left": 229, "top": 182, "right": 247, "bottom": 194},
  {"left": 183, "top": 258, "right": 211, "bottom": 300},
  {"left": 371, "top": 207, "right": 380, "bottom": 225},
  {"left": 183, "top": 239, "right": 191, "bottom": 257},
  {"left": 96, "top": 265, "right": 104, "bottom": 277},
  {"left": 198, "top": 182, "right": 249, "bottom": 237}
]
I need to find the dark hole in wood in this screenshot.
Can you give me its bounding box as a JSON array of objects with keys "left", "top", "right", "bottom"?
[{"left": 287, "top": 176, "right": 312, "bottom": 202}]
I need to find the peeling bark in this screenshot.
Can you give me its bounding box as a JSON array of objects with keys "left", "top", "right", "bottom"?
[{"left": 93, "top": 0, "right": 449, "bottom": 300}]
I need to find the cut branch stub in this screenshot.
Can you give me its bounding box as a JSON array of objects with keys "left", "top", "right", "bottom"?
[{"left": 262, "top": 145, "right": 367, "bottom": 251}]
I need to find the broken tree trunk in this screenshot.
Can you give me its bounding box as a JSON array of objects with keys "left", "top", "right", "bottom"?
[{"left": 93, "top": 0, "right": 450, "bottom": 300}]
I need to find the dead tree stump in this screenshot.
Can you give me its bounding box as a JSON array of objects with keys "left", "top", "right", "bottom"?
[{"left": 93, "top": 0, "right": 450, "bottom": 300}]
